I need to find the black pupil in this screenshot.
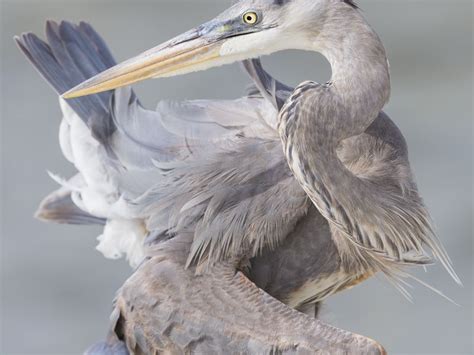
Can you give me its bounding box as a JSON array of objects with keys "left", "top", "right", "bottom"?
[{"left": 247, "top": 15, "right": 253, "bottom": 22}]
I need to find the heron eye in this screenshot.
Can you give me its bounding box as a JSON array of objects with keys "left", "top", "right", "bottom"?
[{"left": 243, "top": 11, "right": 259, "bottom": 25}]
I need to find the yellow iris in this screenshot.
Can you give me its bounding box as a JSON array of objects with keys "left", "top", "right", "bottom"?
[{"left": 243, "top": 11, "right": 258, "bottom": 25}]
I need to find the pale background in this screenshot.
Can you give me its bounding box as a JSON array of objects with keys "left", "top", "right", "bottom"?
[{"left": 1, "top": 0, "right": 472, "bottom": 354}]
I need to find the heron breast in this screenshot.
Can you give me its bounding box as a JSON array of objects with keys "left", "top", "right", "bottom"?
[{"left": 285, "top": 270, "right": 349, "bottom": 308}]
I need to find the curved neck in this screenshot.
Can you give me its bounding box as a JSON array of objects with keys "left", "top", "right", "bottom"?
[
  {"left": 280, "top": 4, "right": 456, "bottom": 282},
  {"left": 279, "top": 6, "right": 400, "bottom": 265},
  {"left": 309, "top": 6, "right": 391, "bottom": 138}
]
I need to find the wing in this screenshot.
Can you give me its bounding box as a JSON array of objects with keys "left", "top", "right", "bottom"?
[
  {"left": 279, "top": 82, "right": 461, "bottom": 293},
  {"left": 16, "top": 21, "right": 310, "bottom": 268},
  {"left": 105, "top": 235, "right": 385, "bottom": 355},
  {"left": 338, "top": 112, "right": 460, "bottom": 288}
]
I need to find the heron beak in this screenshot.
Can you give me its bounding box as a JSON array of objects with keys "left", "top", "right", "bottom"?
[{"left": 62, "top": 22, "right": 232, "bottom": 99}]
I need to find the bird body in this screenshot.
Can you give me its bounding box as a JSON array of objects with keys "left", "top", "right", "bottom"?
[{"left": 16, "top": 0, "right": 460, "bottom": 353}]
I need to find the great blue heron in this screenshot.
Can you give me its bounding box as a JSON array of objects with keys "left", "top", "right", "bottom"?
[{"left": 16, "top": 0, "right": 460, "bottom": 353}]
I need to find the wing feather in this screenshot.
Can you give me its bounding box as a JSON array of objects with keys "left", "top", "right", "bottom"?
[{"left": 17, "top": 21, "right": 303, "bottom": 267}]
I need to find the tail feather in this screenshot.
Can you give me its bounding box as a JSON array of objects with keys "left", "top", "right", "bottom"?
[
  {"left": 58, "top": 21, "right": 110, "bottom": 77},
  {"left": 79, "top": 22, "right": 116, "bottom": 69},
  {"left": 15, "top": 20, "right": 120, "bottom": 143}
]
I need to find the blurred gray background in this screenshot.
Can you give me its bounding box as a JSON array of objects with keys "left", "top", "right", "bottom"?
[{"left": 1, "top": 0, "right": 472, "bottom": 354}]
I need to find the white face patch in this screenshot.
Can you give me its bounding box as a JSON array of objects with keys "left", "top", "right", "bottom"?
[
  {"left": 219, "top": 26, "right": 316, "bottom": 63},
  {"left": 219, "top": 28, "right": 291, "bottom": 59}
]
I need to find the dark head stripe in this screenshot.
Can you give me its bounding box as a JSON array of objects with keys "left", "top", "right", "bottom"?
[
  {"left": 343, "top": 0, "right": 359, "bottom": 9},
  {"left": 273, "top": 0, "right": 358, "bottom": 9}
]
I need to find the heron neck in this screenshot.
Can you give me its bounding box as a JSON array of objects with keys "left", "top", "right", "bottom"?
[
  {"left": 311, "top": 8, "right": 391, "bottom": 135},
  {"left": 279, "top": 7, "right": 395, "bottom": 267}
]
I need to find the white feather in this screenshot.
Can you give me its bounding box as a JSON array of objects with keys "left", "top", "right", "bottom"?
[
  {"left": 58, "top": 117, "right": 75, "bottom": 164},
  {"left": 96, "top": 219, "right": 147, "bottom": 268}
]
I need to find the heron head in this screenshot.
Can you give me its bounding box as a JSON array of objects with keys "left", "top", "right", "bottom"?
[{"left": 63, "top": 0, "right": 355, "bottom": 98}]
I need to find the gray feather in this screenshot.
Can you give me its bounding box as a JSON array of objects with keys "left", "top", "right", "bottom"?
[
  {"left": 35, "top": 179, "right": 105, "bottom": 226},
  {"left": 134, "top": 138, "right": 310, "bottom": 267},
  {"left": 113, "top": 235, "right": 385, "bottom": 355},
  {"left": 85, "top": 308, "right": 129, "bottom": 355},
  {"left": 84, "top": 340, "right": 128, "bottom": 355},
  {"left": 16, "top": 21, "right": 117, "bottom": 144},
  {"left": 242, "top": 58, "right": 293, "bottom": 110}
]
